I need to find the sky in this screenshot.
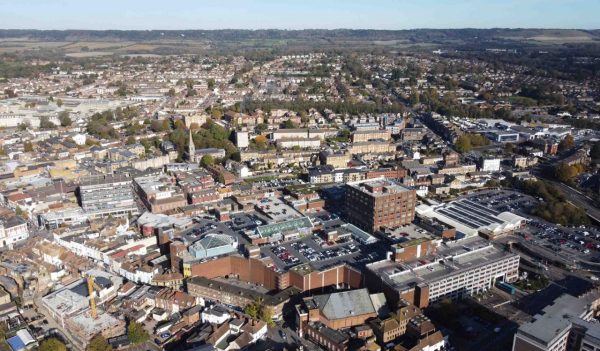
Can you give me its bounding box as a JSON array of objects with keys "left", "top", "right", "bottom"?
[{"left": 1, "top": 0, "right": 599, "bottom": 30}]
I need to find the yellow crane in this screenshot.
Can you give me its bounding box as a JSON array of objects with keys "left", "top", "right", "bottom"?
[{"left": 87, "top": 275, "right": 101, "bottom": 319}]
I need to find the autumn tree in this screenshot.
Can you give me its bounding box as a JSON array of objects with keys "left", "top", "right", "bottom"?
[
  {"left": 39, "top": 338, "right": 67, "bottom": 351},
  {"left": 24, "top": 141, "right": 34, "bottom": 152},
  {"left": 558, "top": 134, "right": 574, "bottom": 152},
  {"left": 86, "top": 335, "right": 112, "bottom": 351}
]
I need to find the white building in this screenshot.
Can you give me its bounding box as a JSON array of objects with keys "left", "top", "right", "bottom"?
[
  {"left": 202, "top": 305, "right": 231, "bottom": 325},
  {"left": 235, "top": 131, "right": 249, "bottom": 148},
  {"left": 479, "top": 158, "right": 501, "bottom": 172},
  {"left": 0, "top": 216, "right": 29, "bottom": 248}
]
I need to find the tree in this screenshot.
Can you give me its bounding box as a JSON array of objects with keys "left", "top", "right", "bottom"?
[
  {"left": 282, "top": 120, "right": 297, "bottom": 129},
  {"left": 243, "top": 299, "right": 274, "bottom": 327},
  {"left": 558, "top": 134, "right": 574, "bottom": 152},
  {"left": 207, "top": 78, "right": 216, "bottom": 90},
  {"left": 166, "top": 88, "right": 175, "bottom": 97},
  {"left": 116, "top": 86, "right": 127, "bottom": 97},
  {"left": 211, "top": 109, "right": 223, "bottom": 120},
  {"left": 554, "top": 162, "right": 579, "bottom": 182},
  {"left": 39, "top": 116, "right": 56, "bottom": 129},
  {"left": 200, "top": 155, "right": 215, "bottom": 168},
  {"left": 56, "top": 99, "right": 63, "bottom": 107},
  {"left": 256, "top": 123, "right": 268, "bottom": 132},
  {"left": 409, "top": 89, "right": 420, "bottom": 106},
  {"left": 151, "top": 120, "right": 168, "bottom": 133},
  {"left": 86, "top": 335, "right": 112, "bottom": 351},
  {"left": 455, "top": 135, "right": 472, "bottom": 153},
  {"left": 244, "top": 303, "right": 258, "bottom": 319},
  {"left": 24, "top": 141, "right": 34, "bottom": 152},
  {"left": 39, "top": 338, "right": 67, "bottom": 351},
  {"left": 254, "top": 135, "right": 267, "bottom": 145},
  {"left": 127, "top": 322, "right": 150, "bottom": 345},
  {"left": 18, "top": 121, "right": 31, "bottom": 131},
  {"left": 126, "top": 136, "right": 136, "bottom": 145},
  {"left": 58, "top": 111, "right": 72, "bottom": 127}
]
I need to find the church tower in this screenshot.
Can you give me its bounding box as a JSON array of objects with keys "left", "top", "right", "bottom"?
[{"left": 188, "top": 129, "right": 196, "bottom": 162}]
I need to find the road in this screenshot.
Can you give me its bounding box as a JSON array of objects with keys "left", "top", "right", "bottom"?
[{"left": 531, "top": 162, "right": 600, "bottom": 222}]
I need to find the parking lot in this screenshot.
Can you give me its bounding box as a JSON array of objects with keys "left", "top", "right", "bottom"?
[
  {"left": 464, "top": 189, "right": 537, "bottom": 215},
  {"left": 463, "top": 190, "right": 600, "bottom": 267},
  {"left": 258, "top": 209, "right": 381, "bottom": 271}
]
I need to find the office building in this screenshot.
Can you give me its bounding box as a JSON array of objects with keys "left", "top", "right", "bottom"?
[
  {"left": 78, "top": 175, "right": 138, "bottom": 218},
  {"left": 366, "top": 237, "right": 520, "bottom": 308},
  {"left": 513, "top": 292, "right": 600, "bottom": 351}
]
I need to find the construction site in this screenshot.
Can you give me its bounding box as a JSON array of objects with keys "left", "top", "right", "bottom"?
[{"left": 41, "top": 269, "right": 125, "bottom": 349}]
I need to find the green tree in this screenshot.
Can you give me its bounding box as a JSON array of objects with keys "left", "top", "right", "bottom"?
[
  {"left": 409, "top": 89, "right": 420, "bottom": 106},
  {"left": 39, "top": 338, "right": 67, "bottom": 351},
  {"left": 200, "top": 155, "right": 215, "bottom": 168},
  {"left": 282, "top": 120, "right": 297, "bottom": 129},
  {"left": 127, "top": 322, "right": 150, "bottom": 345},
  {"left": 56, "top": 99, "right": 63, "bottom": 107},
  {"left": 58, "top": 111, "right": 72, "bottom": 127},
  {"left": 116, "top": 86, "right": 128, "bottom": 97},
  {"left": 207, "top": 78, "right": 216, "bottom": 90},
  {"left": 86, "top": 335, "right": 112, "bottom": 351},
  {"left": 244, "top": 303, "right": 258, "bottom": 319},
  {"left": 18, "top": 121, "right": 31, "bottom": 131},
  {"left": 39, "top": 116, "right": 56, "bottom": 129},
  {"left": 256, "top": 123, "right": 268, "bottom": 132},
  {"left": 126, "top": 136, "right": 136, "bottom": 145}
]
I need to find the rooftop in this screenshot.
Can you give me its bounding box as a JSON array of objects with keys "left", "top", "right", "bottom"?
[
  {"left": 367, "top": 236, "right": 518, "bottom": 291},
  {"left": 311, "top": 288, "right": 378, "bottom": 320}
]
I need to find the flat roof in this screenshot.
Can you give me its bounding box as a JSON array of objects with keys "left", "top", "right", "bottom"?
[
  {"left": 367, "top": 236, "right": 518, "bottom": 291},
  {"left": 518, "top": 294, "right": 589, "bottom": 346},
  {"left": 256, "top": 217, "right": 313, "bottom": 238}
]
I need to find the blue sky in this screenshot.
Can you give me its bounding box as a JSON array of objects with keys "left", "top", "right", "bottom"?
[{"left": 1, "top": 0, "right": 599, "bottom": 30}]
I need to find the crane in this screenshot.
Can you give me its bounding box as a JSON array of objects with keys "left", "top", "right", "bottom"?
[{"left": 87, "top": 275, "right": 103, "bottom": 320}]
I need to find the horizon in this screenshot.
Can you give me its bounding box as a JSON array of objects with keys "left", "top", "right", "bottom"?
[
  {"left": 2, "top": 27, "right": 599, "bottom": 31},
  {"left": 2, "top": 0, "right": 600, "bottom": 31}
]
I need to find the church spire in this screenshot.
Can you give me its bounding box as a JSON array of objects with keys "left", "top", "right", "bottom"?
[{"left": 188, "top": 128, "right": 196, "bottom": 162}]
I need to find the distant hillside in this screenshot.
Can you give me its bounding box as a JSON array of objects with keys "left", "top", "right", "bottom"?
[
  {"left": 1, "top": 28, "right": 598, "bottom": 43},
  {"left": 0, "top": 29, "right": 598, "bottom": 58}
]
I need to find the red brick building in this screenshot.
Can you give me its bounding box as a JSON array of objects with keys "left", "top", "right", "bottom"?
[{"left": 345, "top": 180, "right": 416, "bottom": 233}]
